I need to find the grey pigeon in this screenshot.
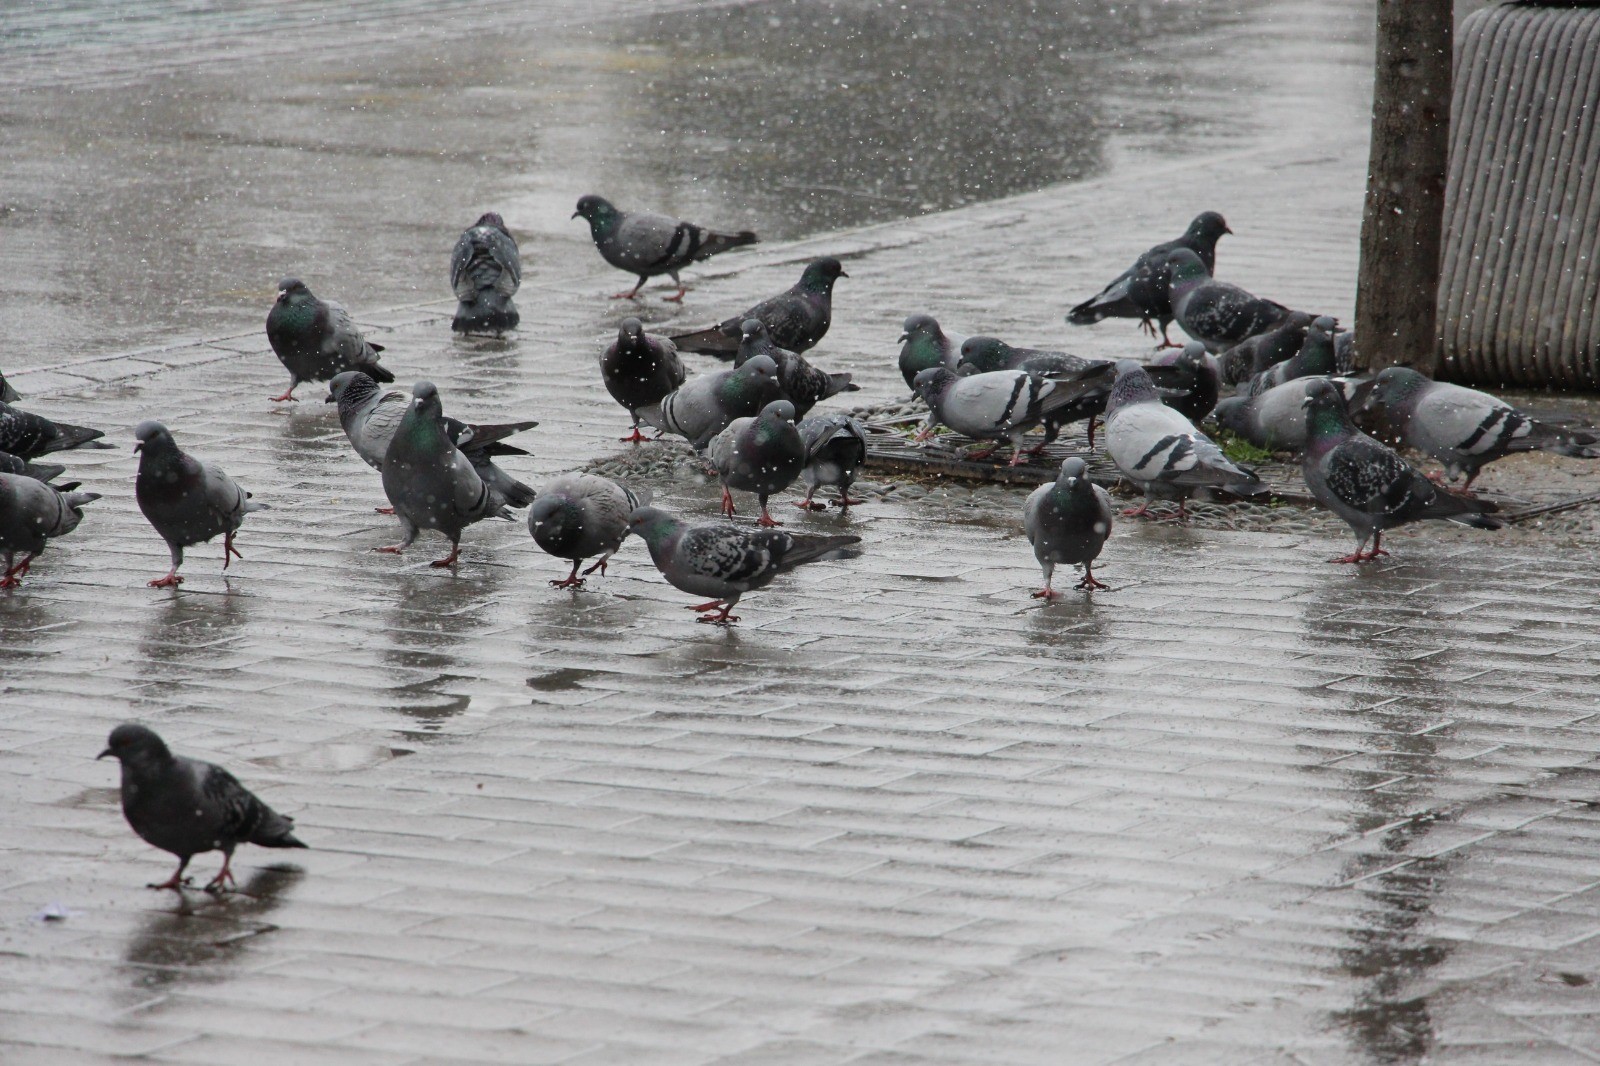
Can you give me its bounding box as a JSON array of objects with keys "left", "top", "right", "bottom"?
[
  {"left": 98, "top": 724, "right": 305, "bottom": 893},
  {"left": 0, "top": 472, "right": 98, "bottom": 588},
  {"left": 913, "top": 365, "right": 1104, "bottom": 466},
  {"left": 1244, "top": 316, "right": 1340, "bottom": 396},
  {"left": 1212, "top": 376, "right": 1374, "bottom": 453},
  {"left": 1218, "top": 312, "right": 1316, "bottom": 386},
  {"left": 670, "top": 257, "right": 846, "bottom": 357},
  {"left": 898, "top": 315, "right": 964, "bottom": 391},
  {"left": 628, "top": 504, "right": 860, "bottom": 625},
  {"left": 796, "top": 414, "right": 868, "bottom": 511},
  {"left": 378, "top": 381, "right": 513, "bottom": 567},
  {"left": 0, "top": 400, "right": 112, "bottom": 459},
  {"left": 1067, "top": 211, "right": 1231, "bottom": 346},
  {"left": 574, "top": 194, "right": 757, "bottom": 302},
  {"left": 641, "top": 354, "right": 783, "bottom": 451},
  {"left": 1360, "top": 366, "right": 1600, "bottom": 490},
  {"left": 1301, "top": 378, "right": 1501, "bottom": 562},
  {"left": 135, "top": 421, "right": 268, "bottom": 588},
  {"left": 264, "top": 277, "right": 392, "bottom": 402},
  {"left": 0, "top": 450, "right": 68, "bottom": 485},
  {"left": 1166, "top": 249, "right": 1296, "bottom": 353},
  {"left": 957, "top": 336, "right": 1105, "bottom": 378},
  {"left": 528, "top": 474, "right": 649, "bottom": 589},
  {"left": 451, "top": 212, "right": 521, "bottom": 335},
  {"left": 0, "top": 369, "right": 18, "bottom": 403},
  {"left": 1024, "top": 457, "right": 1113, "bottom": 597},
  {"left": 1150, "top": 341, "right": 1222, "bottom": 422},
  {"left": 326, "top": 371, "right": 536, "bottom": 510},
  {"left": 600, "top": 318, "right": 686, "bottom": 442},
  {"left": 1104, "top": 364, "right": 1262, "bottom": 520},
  {"left": 732, "top": 320, "right": 857, "bottom": 417},
  {"left": 707, "top": 399, "right": 806, "bottom": 526}
]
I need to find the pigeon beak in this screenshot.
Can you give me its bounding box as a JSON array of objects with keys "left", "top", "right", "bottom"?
[
  {"left": 1224, "top": 226, "right": 1234, "bottom": 235},
  {"left": 132, "top": 442, "right": 142, "bottom": 453},
  {"left": 96, "top": 747, "right": 112, "bottom": 760},
  {"left": 570, "top": 210, "right": 580, "bottom": 220},
  {"left": 1300, "top": 396, "right": 1314, "bottom": 410},
  {"left": 897, "top": 333, "right": 909, "bottom": 343},
  {"left": 324, "top": 393, "right": 337, "bottom": 404},
  {"left": 839, "top": 270, "right": 850, "bottom": 278}
]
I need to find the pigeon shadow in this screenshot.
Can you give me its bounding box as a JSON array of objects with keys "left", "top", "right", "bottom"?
[{"left": 376, "top": 564, "right": 510, "bottom": 740}]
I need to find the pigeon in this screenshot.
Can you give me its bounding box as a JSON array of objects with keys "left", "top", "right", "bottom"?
[
  {"left": 134, "top": 421, "right": 268, "bottom": 588},
  {"left": 628, "top": 504, "right": 860, "bottom": 625},
  {"left": 669, "top": 257, "right": 846, "bottom": 357},
  {"left": 600, "top": 318, "right": 687, "bottom": 443},
  {"left": 957, "top": 337, "right": 1105, "bottom": 378},
  {"left": 1024, "top": 457, "right": 1113, "bottom": 597},
  {"left": 1360, "top": 366, "right": 1600, "bottom": 490},
  {"left": 1244, "top": 316, "right": 1340, "bottom": 396},
  {"left": 0, "top": 472, "right": 99, "bottom": 588},
  {"left": 0, "top": 450, "right": 67, "bottom": 485},
  {"left": 451, "top": 212, "right": 521, "bottom": 335},
  {"left": 897, "top": 315, "right": 964, "bottom": 391},
  {"left": 1212, "top": 376, "right": 1374, "bottom": 453},
  {"left": 1166, "top": 249, "right": 1296, "bottom": 353},
  {"left": 796, "top": 414, "right": 868, "bottom": 511},
  {"left": 731, "top": 320, "right": 857, "bottom": 417},
  {"left": 708, "top": 399, "right": 806, "bottom": 526},
  {"left": 378, "top": 381, "right": 514, "bottom": 567},
  {"left": 326, "top": 371, "right": 536, "bottom": 510},
  {"left": 1066, "top": 211, "right": 1231, "bottom": 346},
  {"left": 1148, "top": 341, "right": 1222, "bottom": 423},
  {"left": 1218, "top": 312, "right": 1316, "bottom": 386},
  {"left": 528, "top": 474, "right": 649, "bottom": 589},
  {"left": 641, "top": 354, "right": 783, "bottom": 451},
  {"left": 1103, "top": 364, "right": 1262, "bottom": 520},
  {"left": 0, "top": 369, "right": 18, "bottom": 403},
  {"left": 573, "top": 194, "right": 757, "bottom": 302},
  {"left": 98, "top": 724, "right": 306, "bottom": 893},
  {"left": 1301, "top": 378, "right": 1502, "bottom": 562},
  {"left": 913, "top": 365, "right": 1106, "bottom": 466},
  {"left": 264, "top": 277, "right": 392, "bottom": 402},
  {"left": 0, "top": 400, "right": 112, "bottom": 459}
]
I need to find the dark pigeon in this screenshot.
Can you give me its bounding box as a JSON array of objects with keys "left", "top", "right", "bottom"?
[
  {"left": 707, "top": 399, "right": 807, "bottom": 527},
  {"left": 1301, "top": 378, "right": 1501, "bottom": 563},
  {"left": 1167, "top": 248, "right": 1296, "bottom": 353},
  {"left": 897, "top": 315, "right": 964, "bottom": 391},
  {"left": 528, "top": 474, "right": 648, "bottom": 589},
  {"left": 957, "top": 336, "right": 1106, "bottom": 378},
  {"left": 732, "top": 320, "right": 857, "bottom": 418},
  {"left": 642, "top": 355, "right": 784, "bottom": 451},
  {"left": 1066, "top": 211, "right": 1231, "bottom": 346},
  {"left": 600, "top": 318, "right": 686, "bottom": 443},
  {"left": 1024, "top": 456, "right": 1113, "bottom": 597},
  {"left": 0, "top": 400, "right": 112, "bottom": 459},
  {"left": 0, "top": 471, "right": 98, "bottom": 588},
  {"left": 0, "top": 450, "right": 67, "bottom": 485},
  {"left": 0, "top": 369, "right": 19, "bottom": 403},
  {"left": 134, "top": 421, "right": 268, "bottom": 588},
  {"left": 264, "top": 277, "right": 392, "bottom": 402},
  {"left": 99, "top": 724, "right": 306, "bottom": 893},
  {"left": 796, "top": 414, "right": 868, "bottom": 511},
  {"left": 1218, "top": 312, "right": 1316, "bottom": 386},
  {"left": 451, "top": 212, "right": 521, "bottom": 335},
  {"left": 670, "top": 257, "right": 846, "bottom": 358},
  {"left": 627, "top": 504, "right": 860, "bottom": 625},
  {"left": 574, "top": 194, "right": 757, "bottom": 302},
  {"left": 1244, "top": 316, "right": 1340, "bottom": 396},
  {"left": 1149, "top": 342, "right": 1222, "bottom": 423},
  {"left": 1360, "top": 366, "right": 1600, "bottom": 490}
]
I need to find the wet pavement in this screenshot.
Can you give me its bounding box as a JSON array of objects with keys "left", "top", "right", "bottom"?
[{"left": 10, "top": 2, "right": 1600, "bottom": 1064}]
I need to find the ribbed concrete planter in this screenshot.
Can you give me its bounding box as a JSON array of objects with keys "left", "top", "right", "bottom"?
[{"left": 1439, "top": 2, "right": 1600, "bottom": 388}]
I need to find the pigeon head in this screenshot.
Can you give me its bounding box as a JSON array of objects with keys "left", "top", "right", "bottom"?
[
  {"left": 912, "top": 366, "right": 957, "bottom": 403},
  {"left": 326, "top": 370, "right": 378, "bottom": 407},
  {"left": 740, "top": 319, "right": 770, "bottom": 343},
  {"left": 1300, "top": 378, "right": 1353, "bottom": 440},
  {"left": 410, "top": 380, "right": 444, "bottom": 420},
  {"left": 572, "top": 195, "right": 617, "bottom": 225},
  {"left": 276, "top": 277, "right": 312, "bottom": 305},
  {"left": 735, "top": 354, "right": 779, "bottom": 385},
  {"left": 958, "top": 336, "right": 1010, "bottom": 374},
  {"left": 799, "top": 257, "right": 848, "bottom": 292},
  {"left": 899, "top": 313, "right": 941, "bottom": 344},
  {"left": 1309, "top": 315, "right": 1339, "bottom": 337},
  {"left": 1106, "top": 365, "right": 1160, "bottom": 415},
  {"left": 1162, "top": 248, "right": 1210, "bottom": 287},
  {"left": 98, "top": 723, "right": 171, "bottom": 764},
  {"left": 758, "top": 400, "right": 797, "bottom": 425},
  {"left": 132, "top": 420, "right": 175, "bottom": 455},
  {"left": 1211, "top": 396, "right": 1249, "bottom": 437},
  {"left": 618, "top": 317, "right": 647, "bottom": 344},
  {"left": 1056, "top": 456, "right": 1089, "bottom": 489},
  {"left": 1364, "top": 366, "right": 1428, "bottom": 416},
  {"left": 473, "top": 211, "right": 509, "bottom": 233},
  {"left": 1188, "top": 211, "right": 1232, "bottom": 241},
  {"left": 625, "top": 505, "right": 681, "bottom": 547}
]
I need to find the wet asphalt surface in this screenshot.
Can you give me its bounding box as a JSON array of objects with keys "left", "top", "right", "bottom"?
[{"left": 10, "top": 2, "right": 1600, "bottom": 1065}]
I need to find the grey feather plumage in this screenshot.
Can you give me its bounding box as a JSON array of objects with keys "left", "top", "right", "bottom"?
[
  {"left": 913, "top": 365, "right": 1106, "bottom": 465},
  {"left": 574, "top": 194, "right": 757, "bottom": 300},
  {"left": 669, "top": 257, "right": 845, "bottom": 357},
  {"left": 99, "top": 723, "right": 305, "bottom": 892},
  {"left": 0, "top": 370, "right": 19, "bottom": 403},
  {"left": 528, "top": 474, "right": 648, "bottom": 587},
  {"left": 0, "top": 400, "right": 112, "bottom": 459},
  {"left": 732, "top": 320, "right": 857, "bottom": 417},
  {"left": 1104, "top": 365, "right": 1261, "bottom": 515},
  {"left": 1024, "top": 457, "right": 1113, "bottom": 596},
  {"left": 797, "top": 414, "right": 868, "bottom": 510},
  {"left": 0, "top": 472, "right": 99, "bottom": 587},
  {"left": 1212, "top": 375, "right": 1373, "bottom": 453},
  {"left": 265, "top": 277, "right": 392, "bottom": 401},
  {"left": 1166, "top": 249, "right": 1297, "bottom": 353},
  {"left": 600, "top": 318, "right": 687, "bottom": 439},
  {"left": 642, "top": 354, "right": 783, "bottom": 450},
  {"left": 134, "top": 420, "right": 267, "bottom": 587},
  {"left": 707, "top": 400, "right": 806, "bottom": 525},
  {"left": 451, "top": 212, "right": 521, "bottom": 334},
  {"left": 1066, "top": 211, "right": 1231, "bottom": 345},
  {"left": 1244, "top": 316, "right": 1340, "bottom": 396}
]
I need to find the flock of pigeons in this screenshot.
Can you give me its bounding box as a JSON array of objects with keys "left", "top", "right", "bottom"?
[{"left": 14, "top": 197, "right": 1600, "bottom": 891}]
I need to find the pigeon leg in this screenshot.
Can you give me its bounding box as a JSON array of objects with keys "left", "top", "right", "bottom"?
[
  {"left": 374, "top": 519, "right": 418, "bottom": 555},
  {"left": 148, "top": 544, "right": 184, "bottom": 588},
  {"left": 684, "top": 599, "right": 726, "bottom": 612},
  {"left": 1085, "top": 417, "right": 1098, "bottom": 450},
  {"left": 965, "top": 446, "right": 999, "bottom": 461},
  {"left": 755, "top": 494, "right": 783, "bottom": 527},
  {"left": 663, "top": 273, "right": 688, "bottom": 303},
  {"left": 1176, "top": 498, "right": 1190, "bottom": 525},
  {"left": 620, "top": 421, "right": 650, "bottom": 444},
  {"left": 1076, "top": 565, "right": 1110, "bottom": 591},
  {"left": 611, "top": 277, "right": 647, "bottom": 300},
  {"left": 794, "top": 486, "right": 826, "bottom": 511},
  {"left": 1157, "top": 322, "right": 1183, "bottom": 349},
  {"left": 1121, "top": 501, "right": 1155, "bottom": 519},
  {"left": 222, "top": 530, "right": 244, "bottom": 570},
  {"left": 1364, "top": 532, "right": 1390, "bottom": 561},
  {"left": 430, "top": 540, "right": 462, "bottom": 568},
  {"left": 549, "top": 560, "right": 585, "bottom": 590},
  {"left": 1140, "top": 318, "right": 1158, "bottom": 339},
  {"left": 269, "top": 381, "right": 299, "bottom": 403},
  {"left": 147, "top": 856, "right": 192, "bottom": 892},
  {"left": 1031, "top": 564, "right": 1059, "bottom": 601},
  {"left": 1330, "top": 535, "right": 1374, "bottom": 564},
  {"left": 696, "top": 603, "right": 740, "bottom": 625},
  {"left": 374, "top": 506, "right": 396, "bottom": 515},
  {"left": 720, "top": 485, "right": 737, "bottom": 518},
  {"left": 912, "top": 424, "right": 936, "bottom": 444},
  {"left": 1459, "top": 471, "right": 1480, "bottom": 494},
  {"left": 0, "top": 552, "right": 34, "bottom": 589},
  {"left": 581, "top": 554, "right": 611, "bottom": 577},
  {"left": 203, "top": 852, "right": 237, "bottom": 894}
]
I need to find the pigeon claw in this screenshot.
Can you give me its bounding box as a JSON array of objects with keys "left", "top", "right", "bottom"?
[
  {"left": 374, "top": 506, "right": 396, "bottom": 515},
  {"left": 696, "top": 608, "right": 740, "bottom": 625},
  {"left": 581, "top": 556, "right": 609, "bottom": 577},
  {"left": 619, "top": 427, "right": 650, "bottom": 444},
  {"left": 1076, "top": 572, "right": 1110, "bottom": 591},
  {"left": 685, "top": 599, "right": 727, "bottom": 612},
  {"left": 756, "top": 508, "right": 783, "bottom": 528},
  {"left": 794, "top": 499, "right": 828, "bottom": 511},
  {"left": 549, "top": 576, "right": 586, "bottom": 589},
  {"left": 429, "top": 549, "right": 461, "bottom": 569},
  {"left": 222, "top": 531, "right": 243, "bottom": 570},
  {"left": 720, "top": 487, "right": 737, "bottom": 518},
  {"left": 1031, "top": 587, "right": 1059, "bottom": 601},
  {"left": 833, "top": 494, "right": 867, "bottom": 509},
  {"left": 663, "top": 286, "right": 689, "bottom": 303},
  {"left": 372, "top": 545, "right": 405, "bottom": 555},
  {"left": 269, "top": 387, "right": 299, "bottom": 403},
  {"left": 147, "top": 572, "right": 184, "bottom": 589}
]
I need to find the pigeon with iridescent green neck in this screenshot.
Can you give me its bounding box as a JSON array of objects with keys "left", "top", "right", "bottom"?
[
  {"left": 135, "top": 421, "right": 268, "bottom": 588},
  {"left": 897, "top": 315, "right": 964, "bottom": 390},
  {"left": 574, "top": 194, "right": 757, "bottom": 302},
  {"left": 627, "top": 504, "right": 860, "bottom": 626},
  {"left": 670, "top": 257, "right": 846, "bottom": 357},
  {"left": 1067, "top": 211, "right": 1231, "bottom": 346},
  {"left": 732, "top": 320, "right": 857, "bottom": 417},
  {"left": 641, "top": 354, "right": 783, "bottom": 451},
  {"left": 377, "top": 381, "right": 513, "bottom": 568},
  {"left": 1301, "top": 378, "right": 1501, "bottom": 563},
  {"left": 1358, "top": 366, "right": 1600, "bottom": 490},
  {"left": 528, "top": 474, "right": 649, "bottom": 589},
  {"left": 707, "top": 399, "right": 806, "bottom": 527},
  {"left": 265, "top": 277, "right": 392, "bottom": 402},
  {"left": 600, "top": 318, "right": 686, "bottom": 443},
  {"left": 1244, "top": 316, "right": 1339, "bottom": 396},
  {"left": 1167, "top": 248, "right": 1297, "bottom": 353},
  {"left": 0, "top": 472, "right": 98, "bottom": 588},
  {"left": 1024, "top": 457, "right": 1112, "bottom": 598}
]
